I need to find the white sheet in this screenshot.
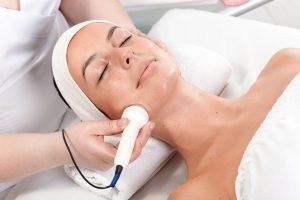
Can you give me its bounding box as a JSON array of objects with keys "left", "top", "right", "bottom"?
[
  {"left": 64, "top": 139, "right": 174, "bottom": 200},
  {"left": 236, "top": 72, "right": 300, "bottom": 200}
]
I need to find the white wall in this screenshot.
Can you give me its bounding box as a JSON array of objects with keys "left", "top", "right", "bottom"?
[{"left": 241, "top": 0, "right": 300, "bottom": 29}]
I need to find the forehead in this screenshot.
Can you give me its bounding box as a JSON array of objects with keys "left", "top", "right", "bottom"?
[
  {"left": 66, "top": 23, "right": 113, "bottom": 77},
  {"left": 67, "top": 22, "right": 113, "bottom": 59},
  {"left": 69, "top": 22, "right": 113, "bottom": 48}
]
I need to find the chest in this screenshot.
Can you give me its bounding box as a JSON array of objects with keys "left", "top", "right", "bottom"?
[
  {"left": 213, "top": 97, "right": 284, "bottom": 197},
  {"left": 184, "top": 78, "right": 297, "bottom": 200}
]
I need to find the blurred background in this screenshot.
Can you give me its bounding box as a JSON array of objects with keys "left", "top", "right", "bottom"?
[{"left": 120, "top": 0, "right": 300, "bottom": 32}]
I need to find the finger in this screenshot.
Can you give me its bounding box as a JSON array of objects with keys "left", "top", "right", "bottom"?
[
  {"left": 129, "top": 28, "right": 166, "bottom": 49},
  {"left": 129, "top": 122, "right": 155, "bottom": 162},
  {"left": 92, "top": 118, "right": 129, "bottom": 136},
  {"left": 128, "top": 28, "right": 141, "bottom": 36},
  {"left": 127, "top": 27, "right": 144, "bottom": 35},
  {"left": 138, "top": 33, "right": 167, "bottom": 51},
  {"left": 151, "top": 38, "right": 167, "bottom": 51},
  {"left": 129, "top": 140, "right": 142, "bottom": 163},
  {"left": 115, "top": 141, "right": 120, "bottom": 149},
  {"left": 99, "top": 142, "right": 118, "bottom": 163},
  {"left": 99, "top": 163, "right": 114, "bottom": 171},
  {"left": 137, "top": 122, "right": 154, "bottom": 147}
]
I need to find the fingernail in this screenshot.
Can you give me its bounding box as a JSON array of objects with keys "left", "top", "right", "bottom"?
[
  {"left": 118, "top": 118, "right": 128, "bottom": 127},
  {"left": 150, "top": 122, "right": 155, "bottom": 130}
]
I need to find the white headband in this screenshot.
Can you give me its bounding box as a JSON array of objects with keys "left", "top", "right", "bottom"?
[{"left": 52, "top": 20, "right": 118, "bottom": 121}]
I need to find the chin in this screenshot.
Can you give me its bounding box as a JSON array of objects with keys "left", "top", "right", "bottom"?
[{"left": 140, "top": 68, "right": 180, "bottom": 115}]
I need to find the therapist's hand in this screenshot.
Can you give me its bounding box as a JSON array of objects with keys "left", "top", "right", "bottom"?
[
  {"left": 130, "top": 28, "right": 177, "bottom": 64},
  {"left": 129, "top": 28, "right": 170, "bottom": 53},
  {"left": 61, "top": 118, "right": 154, "bottom": 171}
]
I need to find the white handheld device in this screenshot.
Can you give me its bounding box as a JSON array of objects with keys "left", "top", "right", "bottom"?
[{"left": 114, "top": 105, "right": 149, "bottom": 167}]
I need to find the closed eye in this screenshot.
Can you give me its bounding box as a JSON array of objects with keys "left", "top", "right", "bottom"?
[
  {"left": 120, "top": 35, "right": 132, "bottom": 47},
  {"left": 99, "top": 64, "right": 108, "bottom": 82}
]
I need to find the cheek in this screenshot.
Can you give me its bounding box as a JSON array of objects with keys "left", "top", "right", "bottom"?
[{"left": 99, "top": 78, "right": 134, "bottom": 118}]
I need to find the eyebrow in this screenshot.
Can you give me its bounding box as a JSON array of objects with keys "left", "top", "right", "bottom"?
[
  {"left": 82, "top": 25, "right": 119, "bottom": 79},
  {"left": 82, "top": 53, "right": 97, "bottom": 79},
  {"left": 106, "top": 25, "right": 119, "bottom": 42}
]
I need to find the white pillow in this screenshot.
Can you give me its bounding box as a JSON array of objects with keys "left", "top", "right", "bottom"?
[{"left": 166, "top": 43, "right": 233, "bottom": 95}]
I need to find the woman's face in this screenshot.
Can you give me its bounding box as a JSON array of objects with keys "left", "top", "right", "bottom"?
[{"left": 67, "top": 23, "right": 180, "bottom": 119}]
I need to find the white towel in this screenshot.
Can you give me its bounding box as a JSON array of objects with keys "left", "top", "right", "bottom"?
[
  {"left": 60, "top": 108, "right": 176, "bottom": 200},
  {"left": 236, "top": 73, "right": 300, "bottom": 200},
  {"left": 65, "top": 138, "right": 175, "bottom": 200}
]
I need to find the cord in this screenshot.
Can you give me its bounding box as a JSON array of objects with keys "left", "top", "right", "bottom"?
[{"left": 62, "top": 129, "right": 123, "bottom": 189}]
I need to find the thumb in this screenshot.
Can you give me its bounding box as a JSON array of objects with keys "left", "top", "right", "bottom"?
[{"left": 93, "top": 118, "right": 129, "bottom": 136}]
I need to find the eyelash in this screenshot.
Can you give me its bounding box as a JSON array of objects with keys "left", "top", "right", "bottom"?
[
  {"left": 99, "top": 63, "right": 108, "bottom": 81},
  {"left": 120, "top": 35, "right": 132, "bottom": 47}
]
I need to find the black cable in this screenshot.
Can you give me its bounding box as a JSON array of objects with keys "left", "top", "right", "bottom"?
[{"left": 62, "top": 129, "right": 123, "bottom": 189}]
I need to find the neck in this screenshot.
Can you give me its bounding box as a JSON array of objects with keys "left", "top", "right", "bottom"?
[{"left": 151, "top": 78, "right": 244, "bottom": 177}]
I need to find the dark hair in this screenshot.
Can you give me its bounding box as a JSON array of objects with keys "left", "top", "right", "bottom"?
[
  {"left": 53, "top": 77, "right": 71, "bottom": 109},
  {"left": 52, "top": 77, "right": 111, "bottom": 119}
]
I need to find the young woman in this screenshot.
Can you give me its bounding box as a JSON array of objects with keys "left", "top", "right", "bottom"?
[{"left": 53, "top": 21, "right": 300, "bottom": 199}]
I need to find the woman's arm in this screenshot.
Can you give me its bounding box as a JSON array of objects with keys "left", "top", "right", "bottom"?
[
  {"left": 59, "top": 0, "right": 135, "bottom": 29},
  {"left": 0, "top": 119, "right": 153, "bottom": 182},
  {"left": 0, "top": 132, "right": 65, "bottom": 181},
  {"left": 59, "top": 0, "right": 168, "bottom": 50}
]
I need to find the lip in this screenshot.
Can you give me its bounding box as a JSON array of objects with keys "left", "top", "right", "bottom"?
[{"left": 137, "top": 59, "right": 156, "bottom": 88}]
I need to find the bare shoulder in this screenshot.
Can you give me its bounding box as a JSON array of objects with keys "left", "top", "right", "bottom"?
[
  {"left": 248, "top": 48, "right": 300, "bottom": 99},
  {"left": 167, "top": 176, "right": 231, "bottom": 200},
  {"left": 258, "top": 48, "right": 300, "bottom": 79},
  {"left": 167, "top": 181, "right": 203, "bottom": 200}
]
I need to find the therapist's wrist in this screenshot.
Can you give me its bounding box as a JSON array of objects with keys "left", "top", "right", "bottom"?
[{"left": 48, "top": 131, "right": 71, "bottom": 166}]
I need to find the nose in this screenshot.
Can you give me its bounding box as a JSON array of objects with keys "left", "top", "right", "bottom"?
[{"left": 120, "top": 47, "right": 135, "bottom": 69}]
